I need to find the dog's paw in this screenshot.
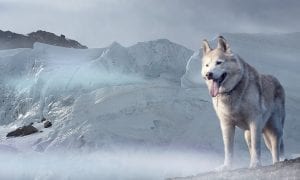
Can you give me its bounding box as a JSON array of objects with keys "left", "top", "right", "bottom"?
[
  {"left": 214, "top": 164, "right": 231, "bottom": 172},
  {"left": 279, "top": 156, "right": 286, "bottom": 162}
]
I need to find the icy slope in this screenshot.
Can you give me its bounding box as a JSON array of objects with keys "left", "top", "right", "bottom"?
[
  {"left": 0, "top": 40, "right": 199, "bottom": 152},
  {"left": 181, "top": 51, "right": 204, "bottom": 88},
  {"left": 129, "top": 39, "right": 193, "bottom": 81}
]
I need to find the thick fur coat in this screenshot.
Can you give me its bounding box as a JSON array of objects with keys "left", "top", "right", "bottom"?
[{"left": 201, "top": 36, "right": 285, "bottom": 169}]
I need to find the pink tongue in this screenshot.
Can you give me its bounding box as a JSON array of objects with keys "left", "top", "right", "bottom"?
[{"left": 210, "top": 81, "right": 219, "bottom": 97}]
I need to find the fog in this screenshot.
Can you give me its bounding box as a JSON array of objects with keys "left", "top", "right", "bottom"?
[
  {"left": 7, "top": 66, "right": 144, "bottom": 92},
  {"left": 1, "top": 0, "right": 299, "bottom": 49},
  {"left": 0, "top": 149, "right": 223, "bottom": 179}
]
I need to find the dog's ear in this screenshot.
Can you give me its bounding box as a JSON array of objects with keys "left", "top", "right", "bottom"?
[
  {"left": 217, "top": 36, "right": 231, "bottom": 53},
  {"left": 202, "top": 39, "right": 211, "bottom": 55}
]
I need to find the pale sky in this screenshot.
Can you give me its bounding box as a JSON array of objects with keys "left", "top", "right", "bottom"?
[{"left": 0, "top": 0, "right": 299, "bottom": 50}]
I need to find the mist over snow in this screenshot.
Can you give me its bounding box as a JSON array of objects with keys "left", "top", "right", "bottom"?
[
  {"left": 0, "top": 150, "right": 223, "bottom": 179},
  {"left": 0, "top": 33, "right": 300, "bottom": 179}
]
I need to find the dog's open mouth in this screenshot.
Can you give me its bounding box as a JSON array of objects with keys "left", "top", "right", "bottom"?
[
  {"left": 218, "top": 72, "right": 227, "bottom": 85},
  {"left": 209, "top": 72, "right": 227, "bottom": 97}
]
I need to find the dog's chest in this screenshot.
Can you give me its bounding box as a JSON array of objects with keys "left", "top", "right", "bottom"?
[{"left": 213, "top": 96, "right": 250, "bottom": 129}]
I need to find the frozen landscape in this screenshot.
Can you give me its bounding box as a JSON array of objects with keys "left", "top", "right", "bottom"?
[{"left": 0, "top": 33, "right": 300, "bottom": 179}]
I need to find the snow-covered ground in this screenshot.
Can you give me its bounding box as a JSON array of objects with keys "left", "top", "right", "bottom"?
[
  {"left": 0, "top": 33, "right": 299, "bottom": 179},
  {"left": 171, "top": 157, "right": 300, "bottom": 180}
]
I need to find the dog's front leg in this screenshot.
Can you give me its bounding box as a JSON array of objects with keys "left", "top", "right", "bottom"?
[
  {"left": 220, "top": 122, "right": 235, "bottom": 169},
  {"left": 249, "top": 121, "right": 262, "bottom": 168}
]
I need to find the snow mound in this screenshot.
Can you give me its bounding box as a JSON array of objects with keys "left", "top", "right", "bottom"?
[
  {"left": 181, "top": 51, "right": 205, "bottom": 88},
  {"left": 129, "top": 39, "right": 193, "bottom": 81}
]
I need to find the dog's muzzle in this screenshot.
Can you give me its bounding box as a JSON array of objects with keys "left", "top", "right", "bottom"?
[{"left": 206, "top": 72, "right": 227, "bottom": 85}]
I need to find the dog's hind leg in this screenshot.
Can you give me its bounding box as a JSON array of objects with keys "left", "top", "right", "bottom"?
[
  {"left": 264, "top": 117, "right": 283, "bottom": 164},
  {"left": 274, "top": 82, "right": 285, "bottom": 161},
  {"left": 244, "top": 130, "right": 251, "bottom": 157},
  {"left": 268, "top": 94, "right": 285, "bottom": 162},
  {"left": 269, "top": 130, "right": 281, "bottom": 164},
  {"left": 280, "top": 137, "right": 285, "bottom": 160},
  {"left": 263, "top": 130, "right": 272, "bottom": 152}
]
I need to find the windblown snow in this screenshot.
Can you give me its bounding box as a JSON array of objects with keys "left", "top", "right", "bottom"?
[{"left": 0, "top": 34, "right": 299, "bottom": 179}]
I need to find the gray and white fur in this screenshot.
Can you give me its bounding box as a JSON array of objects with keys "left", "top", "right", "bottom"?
[{"left": 201, "top": 36, "right": 285, "bottom": 169}]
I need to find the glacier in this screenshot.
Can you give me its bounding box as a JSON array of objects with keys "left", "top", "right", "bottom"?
[{"left": 0, "top": 34, "right": 299, "bottom": 179}]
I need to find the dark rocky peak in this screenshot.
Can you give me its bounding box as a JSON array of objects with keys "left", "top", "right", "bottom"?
[
  {"left": 0, "top": 30, "right": 32, "bottom": 49},
  {"left": 0, "top": 29, "right": 87, "bottom": 50},
  {"left": 28, "top": 30, "right": 87, "bottom": 49}
]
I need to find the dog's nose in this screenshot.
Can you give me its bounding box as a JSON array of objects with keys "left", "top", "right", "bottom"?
[{"left": 206, "top": 72, "right": 213, "bottom": 80}]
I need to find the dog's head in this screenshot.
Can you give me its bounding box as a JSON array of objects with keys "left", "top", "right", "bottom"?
[{"left": 201, "top": 36, "right": 243, "bottom": 97}]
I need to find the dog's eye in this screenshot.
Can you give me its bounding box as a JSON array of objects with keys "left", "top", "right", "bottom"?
[
  {"left": 216, "top": 61, "right": 222, "bottom": 65},
  {"left": 205, "top": 64, "right": 209, "bottom": 67}
]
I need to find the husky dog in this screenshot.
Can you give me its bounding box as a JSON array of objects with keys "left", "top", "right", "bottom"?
[{"left": 201, "top": 36, "right": 285, "bottom": 169}]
